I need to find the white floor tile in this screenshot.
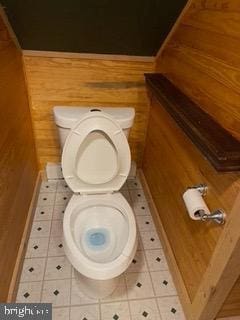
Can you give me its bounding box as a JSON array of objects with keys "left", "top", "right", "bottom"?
[
  {"left": 16, "top": 281, "right": 42, "bottom": 303},
  {"left": 30, "top": 221, "right": 51, "bottom": 238},
  {"left": 101, "top": 301, "right": 131, "bottom": 320},
  {"left": 48, "top": 237, "right": 65, "bottom": 256},
  {"left": 71, "top": 278, "right": 98, "bottom": 306},
  {"left": 53, "top": 205, "right": 66, "bottom": 220},
  {"left": 151, "top": 271, "right": 177, "bottom": 297},
  {"left": 145, "top": 249, "right": 169, "bottom": 271},
  {"left": 121, "top": 190, "right": 131, "bottom": 203},
  {"left": 126, "top": 251, "right": 148, "bottom": 273},
  {"left": 129, "top": 190, "right": 147, "bottom": 204},
  {"left": 53, "top": 307, "right": 70, "bottom": 320},
  {"left": 101, "top": 275, "right": 127, "bottom": 302},
  {"left": 157, "top": 296, "right": 186, "bottom": 320},
  {"left": 70, "top": 305, "right": 100, "bottom": 320},
  {"left": 140, "top": 231, "right": 162, "bottom": 250},
  {"left": 129, "top": 298, "right": 160, "bottom": 320},
  {"left": 127, "top": 177, "right": 143, "bottom": 190},
  {"left": 51, "top": 220, "right": 63, "bottom": 237},
  {"left": 26, "top": 237, "right": 49, "bottom": 258},
  {"left": 34, "top": 206, "right": 54, "bottom": 221},
  {"left": 55, "top": 192, "right": 72, "bottom": 206},
  {"left": 20, "top": 258, "right": 46, "bottom": 282},
  {"left": 41, "top": 279, "right": 71, "bottom": 307},
  {"left": 45, "top": 256, "right": 72, "bottom": 280},
  {"left": 133, "top": 202, "right": 151, "bottom": 216},
  {"left": 40, "top": 180, "right": 58, "bottom": 193},
  {"left": 37, "top": 193, "right": 56, "bottom": 206},
  {"left": 125, "top": 272, "right": 154, "bottom": 299},
  {"left": 57, "top": 180, "right": 71, "bottom": 193},
  {"left": 136, "top": 215, "right": 155, "bottom": 232}
]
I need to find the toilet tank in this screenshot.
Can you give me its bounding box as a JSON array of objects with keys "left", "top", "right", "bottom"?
[{"left": 53, "top": 106, "right": 135, "bottom": 149}]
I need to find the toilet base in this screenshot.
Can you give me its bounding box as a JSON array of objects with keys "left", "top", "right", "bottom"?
[{"left": 74, "top": 269, "right": 120, "bottom": 299}]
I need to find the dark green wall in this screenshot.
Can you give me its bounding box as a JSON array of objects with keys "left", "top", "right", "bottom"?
[{"left": 1, "top": 0, "right": 186, "bottom": 56}]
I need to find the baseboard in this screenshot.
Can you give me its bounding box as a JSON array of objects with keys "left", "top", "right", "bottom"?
[
  {"left": 7, "top": 172, "right": 42, "bottom": 302},
  {"left": 138, "top": 169, "right": 192, "bottom": 319}
]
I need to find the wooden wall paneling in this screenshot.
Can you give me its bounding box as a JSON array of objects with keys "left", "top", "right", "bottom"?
[
  {"left": 0, "top": 10, "right": 38, "bottom": 301},
  {"left": 23, "top": 54, "right": 154, "bottom": 169},
  {"left": 142, "top": 94, "right": 240, "bottom": 319},
  {"left": 154, "top": 0, "right": 240, "bottom": 317},
  {"left": 156, "top": 0, "right": 240, "bottom": 142}
]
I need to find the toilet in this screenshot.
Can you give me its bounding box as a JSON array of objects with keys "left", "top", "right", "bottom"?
[{"left": 53, "top": 106, "right": 137, "bottom": 298}]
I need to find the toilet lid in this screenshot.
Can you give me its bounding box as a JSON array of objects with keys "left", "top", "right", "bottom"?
[{"left": 62, "top": 111, "right": 131, "bottom": 194}]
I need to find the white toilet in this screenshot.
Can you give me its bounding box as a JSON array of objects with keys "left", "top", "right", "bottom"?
[{"left": 53, "top": 106, "right": 137, "bottom": 298}]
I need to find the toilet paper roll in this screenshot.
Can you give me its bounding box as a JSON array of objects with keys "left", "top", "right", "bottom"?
[{"left": 182, "top": 188, "right": 210, "bottom": 220}]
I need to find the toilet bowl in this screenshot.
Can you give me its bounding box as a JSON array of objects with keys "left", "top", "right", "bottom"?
[{"left": 53, "top": 106, "right": 137, "bottom": 298}]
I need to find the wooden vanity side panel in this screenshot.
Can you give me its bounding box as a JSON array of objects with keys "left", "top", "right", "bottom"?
[
  {"left": 0, "top": 13, "right": 38, "bottom": 301},
  {"left": 156, "top": 0, "right": 240, "bottom": 142},
  {"left": 142, "top": 94, "right": 240, "bottom": 301},
  {"left": 23, "top": 53, "right": 154, "bottom": 169}
]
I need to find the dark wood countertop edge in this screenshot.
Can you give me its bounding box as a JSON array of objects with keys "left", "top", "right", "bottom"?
[{"left": 144, "top": 73, "right": 240, "bottom": 172}]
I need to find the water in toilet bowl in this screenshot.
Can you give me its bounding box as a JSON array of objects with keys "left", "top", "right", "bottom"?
[{"left": 85, "top": 228, "right": 110, "bottom": 250}]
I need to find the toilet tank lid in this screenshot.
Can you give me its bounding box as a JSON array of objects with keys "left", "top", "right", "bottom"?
[{"left": 53, "top": 106, "right": 135, "bottom": 129}]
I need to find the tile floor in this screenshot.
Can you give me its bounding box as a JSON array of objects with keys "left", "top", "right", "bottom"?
[{"left": 16, "top": 175, "right": 186, "bottom": 320}]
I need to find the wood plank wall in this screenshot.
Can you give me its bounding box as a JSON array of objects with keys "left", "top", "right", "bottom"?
[
  {"left": 142, "top": 0, "right": 240, "bottom": 317},
  {"left": 0, "top": 14, "right": 38, "bottom": 301},
  {"left": 23, "top": 52, "right": 154, "bottom": 170},
  {"left": 156, "top": 0, "right": 240, "bottom": 141}
]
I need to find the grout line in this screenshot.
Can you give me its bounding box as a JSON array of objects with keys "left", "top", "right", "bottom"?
[{"left": 40, "top": 189, "right": 58, "bottom": 303}]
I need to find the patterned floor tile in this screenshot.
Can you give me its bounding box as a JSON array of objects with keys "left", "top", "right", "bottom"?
[
  {"left": 126, "top": 251, "right": 148, "bottom": 273},
  {"left": 55, "top": 192, "right": 72, "bottom": 206},
  {"left": 70, "top": 305, "right": 100, "bottom": 320},
  {"left": 136, "top": 215, "right": 155, "bottom": 232},
  {"left": 48, "top": 237, "right": 65, "bottom": 256},
  {"left": 140, "top": 231, "right": 162, "bottom": 250},
  {"left": 37, "top": 193, "right": 56, "bottom": 206},
  {"left": 127, "top": 177, "right": 143, "bottom": 190},
  {"left": 125, "top": 272, "right": 154, "bottom": 299},
  {"left": 145, "top": 249, "right": 169, "bottom": 271},
  {"left": 16, "top": 281, "right": 42, "bottom": 303},
  {"left": 101, "top": 275, "right": 127, "bottom": 302},
  {"left": 41, "top": 279, "right": 71, "bottom": 307},
  {"left": 151, "top": 271, "right": 177, "bottom": 297},
  {"left": 20, "top": 258, "right": 46, "bottom": 282},
  {"left": 53, "top": 205, "right": 66, "bottom": 220},
  {"left": 25, "top": 237, "right": 49, "bottom": 258},
  {"left": 44, "top": 256, "right": 72, "bottom": 280},
  {"left": 50, "top": 220, "right": 63, "bottom": 237},
  {"left": 34, "top": 206, "right": 54, "bottom": 221},
  {"left": 100, "top": 301, "right": 131, "bottom": 320},
  {"left": 129, "top": 298, "right": 161, "bottom": 320},
  {"left": 157, "top": 296, "right": 186, "bottom": 320},
  {"left": 40, "top": 180, "right": 58, "bottom": 193},
  {"left": 71, "top": 277, "right": 98, "bottom": 306},
  {"left": 133, "top": 202, "right": 151, "bottom": 216},
  {"left": 57, "top": 180, "right": 71, "bottom": 193},
  {"left": 30, "top": 221, "right": 51, "bottom": 238},
  {"left": 130, "top": 190, "right": 147, "bottom": 204}
]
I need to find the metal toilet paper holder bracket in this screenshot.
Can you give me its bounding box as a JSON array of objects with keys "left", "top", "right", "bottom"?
[{"left": 187, "top": 184, "right": 226, "bottom": 225}]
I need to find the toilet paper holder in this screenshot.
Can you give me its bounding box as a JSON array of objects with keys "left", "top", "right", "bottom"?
[{"left": 186, "top": 184, "right": 226, "bottom": 224}]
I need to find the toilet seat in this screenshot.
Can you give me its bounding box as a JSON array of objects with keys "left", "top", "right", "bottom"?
[
  {"left": 61, "top": 110, "right": 137, "bottom": 281},
  {"left": 62, "top": 111, "right": 131, "bottom": 194},
  {"left": 63, "top": 193, "right": 137, "bottom": 280}
]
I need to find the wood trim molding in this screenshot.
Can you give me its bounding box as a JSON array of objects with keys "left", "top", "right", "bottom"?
[
  {"left": 23, "top": 50, "right": 155, "bottom": 63},
  {"left": 7, "top": 172, "right": 41, "bottom": 302},
  {"left": 145, "top": 73, "right": 240, "bottom": 172}
]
